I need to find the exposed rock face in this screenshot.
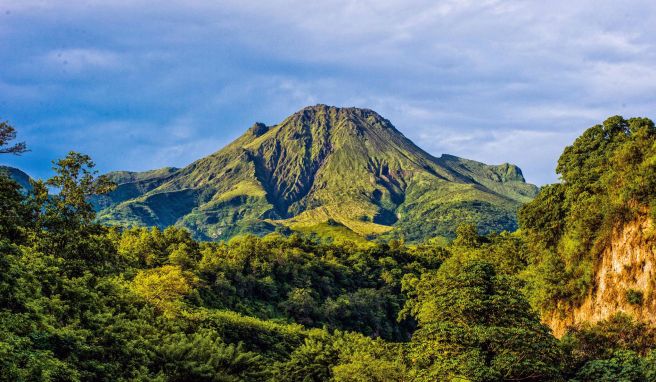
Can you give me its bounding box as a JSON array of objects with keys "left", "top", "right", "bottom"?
[{"left": 546, "top": 216, "right": 656, "bottom": 336}]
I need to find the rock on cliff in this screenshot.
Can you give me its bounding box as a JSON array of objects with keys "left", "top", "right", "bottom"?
[{"left": 546, "top": 215, "right": 656, "bottom": 336}]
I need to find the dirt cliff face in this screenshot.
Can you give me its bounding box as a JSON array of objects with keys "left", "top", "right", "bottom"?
[{"left": 545, "top": 216, "right": 656, "bottom": 337}]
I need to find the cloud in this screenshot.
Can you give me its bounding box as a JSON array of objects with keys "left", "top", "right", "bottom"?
[
  {"left": 42, "top": 49, "right": 122, "bottom": 73},
  {"left": 0, "top": 0, "right": 655, "bottom": 184}
]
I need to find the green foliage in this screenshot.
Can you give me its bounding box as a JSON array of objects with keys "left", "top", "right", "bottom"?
[
  {"left": 155, "top": 329, "right": 264, "bottom": 381},
  {"left": 561, "top": 313, "right": 656, "bottom": 369},
  {"left": 131, "top": 265, "right": 196, "bottom": 317},
  {"left": 190, "top": 233, "right": 439, "bottom": 340},
  {"left": 2, "top": 134, "right": 655, "bottom": 381},
  {"left": 272, "top": 330, "right": 406, "bottom": 382},
  {"left": 570, "top": 350, "right": 656, "bottom": 382},
  {"left": 626, "top": 289, "right": 644, "bottom": 306},
  {"left": 270, "top": 330, "right": 339, "bottom": 381},
  {"left": 0, "top": 119, "right": 28, "bottom": 155},
  {"left": 405, "top": 258, "right": 562, "bottom": 381},
  {"left": 452, "top": 223, "right": 484, "bottom": 248},
  {"left": 46, "top": 152, "right": 116, "bottom": 224}
]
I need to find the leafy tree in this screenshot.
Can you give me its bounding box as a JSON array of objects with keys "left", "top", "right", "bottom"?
[
  {"left": 2, "top": 130, "right": 656, "bottom": 381},
  {"left": 452, "top": 223, "right": 485, "bottom": 248},
  {"left": 561, "top": 313, "right": 656, "bottom": 376},
  {"left": 280, "top": 288, "right": 320, "bottom": 326},
  {"left": 156, "top": 329, "right": 264, "bottom": 381},
  {"left": 406, "top": 258, "right": 562, "bottom": 381},
  {"left": 331, "top": 332, "right": 407, "bottom": 382},
  {"left": 45, "top": 152, "right": 115, "bottom": 224},
  {"left": 132, "top": 265, "right": 196, "bottom": 317},
  {"left": 571, "top": 350, "right": 656, "bottom": 382},
  {"left": 271, "top": 331, "right": 339, "bottom": 382},
  {"left": 0, "top": 172, "right": 34, "bottom": 242}
]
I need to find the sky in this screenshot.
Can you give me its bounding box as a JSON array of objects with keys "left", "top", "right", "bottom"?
[{"left": 0, "top": 1, "right": 655, "bottom": 185}]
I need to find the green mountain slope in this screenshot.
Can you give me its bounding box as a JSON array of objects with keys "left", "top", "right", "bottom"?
[
  {"left": 95, "top": 105, "right": 537, "bottom": 241},
  {"left": 0, "top": 165, "right": 33, "bottom": 193}
]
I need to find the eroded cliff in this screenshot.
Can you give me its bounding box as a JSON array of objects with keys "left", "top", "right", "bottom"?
[{"left": 546, "top": 215, "right": 656, "bottom": 336}]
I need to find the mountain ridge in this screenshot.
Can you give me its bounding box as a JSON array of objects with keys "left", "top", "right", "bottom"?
[
  {"left": 0, "top": 165, "right": 33, "bottom": 193},
  {"left": 87, "top": 105, "right": 538, "bottom": 241}
]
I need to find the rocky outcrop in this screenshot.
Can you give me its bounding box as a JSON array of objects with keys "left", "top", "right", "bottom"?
[{"left": 546, "top": 215, "right": 656, "bottom": 336}]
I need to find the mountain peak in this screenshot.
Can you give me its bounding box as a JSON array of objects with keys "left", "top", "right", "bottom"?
[
  {"left": 293, "top": 104, "right": 388, "bottom": 123},
  {"left": 95, "top": 106, "right": 537, "bottom": 242}
]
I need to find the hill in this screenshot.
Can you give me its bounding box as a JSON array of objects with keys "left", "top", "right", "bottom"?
[
  {"left": 0, "top": 165, "right": 32, "bottom": 193},
  {"left": 519, "top": 116, "right": 656, "bottom": 335},
  {"left": 94, "top": 105, "right": 537, "bottom": 241}
]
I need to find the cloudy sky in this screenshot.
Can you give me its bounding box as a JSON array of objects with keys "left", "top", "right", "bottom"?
[{"left": 1, "top": 0, "right": 654, "bottom": 184}]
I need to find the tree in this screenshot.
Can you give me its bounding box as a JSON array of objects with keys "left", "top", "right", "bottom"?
[
  {"left": 331, "top": 332, "right": 407, "bottom": 382},
  {"left": 156, "top": 329, "right": 264, "bottom": 382},
  {"left": 572, "top": 350, "right": 655, "bottom": 382},
  {"left": 562, "top": 313, "right": 656, "bottom": 376},
  {"left": 32, "top": 152, "right": 117, "bottom": 276},
  {"left": 406, "top": 258, "right": 562, "bottom": 381},
  {"left": 45, "top": 152, "right": 115, "bottom": 225},
  {"left": 520, "top": 116, "right": 656, "bottom": 309},
  {"left": 271, "top": 331, "right": 339, "bottom": 382},
  {"left": 0, "top": 173, "right": 33, "bottom": 241},
  {"left": 132, "top": 265, "right": 196, "bottom": 317},
  {"left": 452, "top": 223, "right": 484, "bottom": 248},
  {"left": 0, "top": 120, "right": 27, "bottom": 155}
]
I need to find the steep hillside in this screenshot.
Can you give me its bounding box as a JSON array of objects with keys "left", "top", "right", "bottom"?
[
  {"left": 95, "top": 105, "right": 537, "bottom": 241},
  {"left": 519, "top": 116, "right": 656, "bottom": 335},
  {"left": 545, "top": 214, "right": 656, "bottom": 336}
]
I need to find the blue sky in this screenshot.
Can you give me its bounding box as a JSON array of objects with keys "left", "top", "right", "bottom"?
[{"left": 0, "top": 1, "right": 654, "bottom": 184}]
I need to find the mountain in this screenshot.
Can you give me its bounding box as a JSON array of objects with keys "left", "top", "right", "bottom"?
[
  {"left": 0, "top": 165, "right": 33, "bottom": 193},
  {"left": 94, "top": 105, "right": 538, "bottom": 242}
]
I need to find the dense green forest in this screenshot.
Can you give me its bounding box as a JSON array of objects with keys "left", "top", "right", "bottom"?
[{"left": 1, "top": 116, "right": 656, "bottom": 381}]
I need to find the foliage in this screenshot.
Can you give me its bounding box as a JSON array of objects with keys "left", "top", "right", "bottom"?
[
  {"left": 405, "top": 257, "right": 562, "bottom": 381},
  {"left": 570, "top": 350, "right": 656, "bottom": 382},
  {"left": 0, "top": 120, "right": 28, "bottom": 155},
  {"left": 155, "top": 329, "right": 264, "bottom": 382},
  {"left": 131, "top": 265, "right": 196, "bottom": 317},
  {"left": 561, "top": 313, "right": 656, "bottom": 371},
  {"left": 626, "top": 289, "right": 644, "bottom": 306},
  {"left": 191, "top": 233, "right": 439, "bottom": 340},
  {"left": 2, "top": 114, "right": 656, "bottom": 381}
]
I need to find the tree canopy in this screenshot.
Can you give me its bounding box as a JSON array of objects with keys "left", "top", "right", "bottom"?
[{"left": 2, "top": 117, "right": 656, "bottom": 381}]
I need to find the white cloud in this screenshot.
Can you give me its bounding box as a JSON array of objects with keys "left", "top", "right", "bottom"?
[
  {"left": 43, "top": 49, "right": 122, "bottom": 73},
  {"left": 1, "top": 0, "right": 655, "bottom": 184}
]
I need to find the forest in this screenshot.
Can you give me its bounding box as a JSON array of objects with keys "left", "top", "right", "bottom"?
[{"left": 1, "top": 115, "right": 656, "bottom": 381}]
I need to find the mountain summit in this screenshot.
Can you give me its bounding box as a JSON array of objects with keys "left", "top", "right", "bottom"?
[{"left": 95, "top": 105, "right": 537, "bottom": 241}]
